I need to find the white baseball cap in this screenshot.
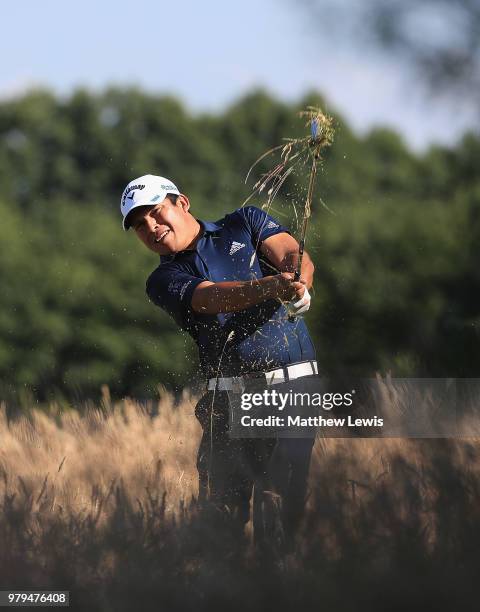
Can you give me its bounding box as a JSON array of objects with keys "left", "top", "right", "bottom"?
[{"left": 120, "top": 174, "right": 180, "bottom": 230}]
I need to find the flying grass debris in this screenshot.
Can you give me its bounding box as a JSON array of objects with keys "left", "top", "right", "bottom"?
[
  {"left": 244, "top": 107, "right": 335, "bottom": 275},
  {"left": 244, "top": 106, "right": 335, "bottom": 211}
]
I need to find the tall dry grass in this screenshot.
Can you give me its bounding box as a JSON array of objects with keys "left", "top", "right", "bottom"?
[
  {"left": 1, "top": 390, "right": 480, "bottom": 611},
  {"left": 0, "top": 388, "right": 200, "bottom": 517}
]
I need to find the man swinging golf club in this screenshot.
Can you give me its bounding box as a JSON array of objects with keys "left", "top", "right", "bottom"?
[{"left": 121, "top": 173, "right": 317, "bottom": 543}]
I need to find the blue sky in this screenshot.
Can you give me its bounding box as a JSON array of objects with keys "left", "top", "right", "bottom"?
[{"left": 2, "top": 0, "right": 476, "bottom": 151}]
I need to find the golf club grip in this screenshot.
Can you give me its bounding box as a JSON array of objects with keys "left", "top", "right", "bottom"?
[{"left": 288, "top": 271, "right": 300, "bottom": 321}]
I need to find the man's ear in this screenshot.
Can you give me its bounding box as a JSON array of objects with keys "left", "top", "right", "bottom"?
[{"left": 177, "top": 194, "right": 190, "bottom": 212}]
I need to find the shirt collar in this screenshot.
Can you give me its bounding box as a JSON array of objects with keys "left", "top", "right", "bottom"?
[
  {"left": 200, "top": 219, "right": 222, "bottom": 234},
  {"left": 160, "top": 218, "right": 222, "bottom": 263}
]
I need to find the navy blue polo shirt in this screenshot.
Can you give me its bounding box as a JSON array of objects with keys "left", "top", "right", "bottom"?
[{"left": 146, "top": 205, "right": 316, "bottom": 378}]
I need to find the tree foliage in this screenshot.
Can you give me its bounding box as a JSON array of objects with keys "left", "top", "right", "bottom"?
[{"left": 0, "top": 88, "right": 478, "bottom": 402}]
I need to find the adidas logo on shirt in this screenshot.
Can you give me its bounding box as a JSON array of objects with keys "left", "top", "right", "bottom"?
[
  {"left": 266, "top": 221, "right": 279, "bottom": 229},
  {"left": 229, "top": 241, "right": 246, "bottom": 255}
]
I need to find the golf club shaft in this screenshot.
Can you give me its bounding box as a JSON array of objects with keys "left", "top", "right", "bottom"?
[{"left": 294, "top": 155, "right": 317, "bottom": 281}]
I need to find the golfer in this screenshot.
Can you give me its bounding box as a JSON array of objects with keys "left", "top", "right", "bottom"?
[{"left": 121, "top": 174, "right": 318, "bottom": 540}]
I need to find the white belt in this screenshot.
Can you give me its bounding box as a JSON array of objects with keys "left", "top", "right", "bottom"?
[{"left": 207, "top": 360, "right": 318, "bottom": 391}]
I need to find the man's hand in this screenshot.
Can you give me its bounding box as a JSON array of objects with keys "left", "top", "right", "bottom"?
[
  {"left": 270, "top": 272, "right": 307, "bottom": 302},
  {"left": 287, "top": 286, "right": 311, "bottom": 317},
  {"left": 272, "top": 272, "right": 311, "bottom": 317}
]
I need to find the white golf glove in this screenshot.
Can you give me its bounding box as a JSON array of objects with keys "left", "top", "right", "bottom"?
[{"left": 287, "top": 287, "right": 311, "bottom": 317}]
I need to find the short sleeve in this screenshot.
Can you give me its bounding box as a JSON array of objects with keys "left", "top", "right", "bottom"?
[
  {"left": 146, "top": 264, "right": 206, "bottom": 329},
  {"left": 238, "top": 206, "right": 291, "bottom": 246}
]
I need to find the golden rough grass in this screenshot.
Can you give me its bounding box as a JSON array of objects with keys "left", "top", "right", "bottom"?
[
  {"left": 2, "top": 388, "right": 480, "bottom": 612},
  {"left": 1, "top": 386, "right": 479, "bottom": 539},
  {"left": 0, "top": 390, "right": 480, "bottom": 536},
  {"left": 0, "top": 390, "right": 201, "bottom": 520}
]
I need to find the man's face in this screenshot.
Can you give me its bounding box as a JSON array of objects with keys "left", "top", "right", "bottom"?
[{"left": 128, "top": 195, "right": 193, "bottom": 255}]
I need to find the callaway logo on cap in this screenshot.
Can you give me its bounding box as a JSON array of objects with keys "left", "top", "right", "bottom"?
[{"left": 120, "top": 174, "right": 180, "bottom": 230}]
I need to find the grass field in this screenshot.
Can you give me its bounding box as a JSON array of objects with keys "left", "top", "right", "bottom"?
[{"left": 1, "top": 389, "right": 479, "bottom": 611}]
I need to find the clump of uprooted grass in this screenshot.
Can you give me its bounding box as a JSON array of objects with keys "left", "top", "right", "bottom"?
[{"left": 1, "top": 391, "right": 480, "bottom": 611}]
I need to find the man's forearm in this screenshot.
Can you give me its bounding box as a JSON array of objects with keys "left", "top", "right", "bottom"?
[
  {"left": 191, "top": 278, "right": 274, "bottom": 314},
  {"left": 191, "top": 273, "right": 303, "bottom": 315},
  {"left": 259, "top": 234, "right": 315, "bottom": 289}
]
